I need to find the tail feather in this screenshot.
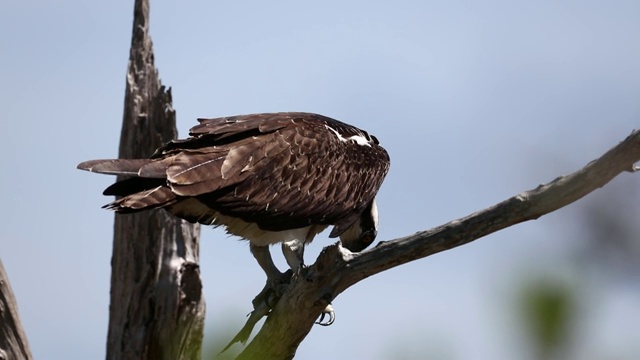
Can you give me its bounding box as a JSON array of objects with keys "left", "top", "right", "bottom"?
[
  {"left": 103, "top": 177, "right": 167, "bottom": 196},
  {"left": 76, "top": 159, "right": 153, "bottom": 176},
  {"left": 103, "top": 186, "right": 177, "bottom": 212},
  {"left": 79, "top": 158, "right": 176, "bottom": 212}
]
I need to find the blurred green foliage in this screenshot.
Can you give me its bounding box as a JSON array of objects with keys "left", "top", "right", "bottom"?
[{"left": 520, "top": 280, "right": 574, "bottom": 360}]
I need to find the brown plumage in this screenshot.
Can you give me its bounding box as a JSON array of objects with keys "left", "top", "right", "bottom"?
[{"left": 78, "top": 112, "right": 390, "bottom": 305}]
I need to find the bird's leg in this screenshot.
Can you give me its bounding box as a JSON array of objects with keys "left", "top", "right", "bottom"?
[
  {"left": 224, "top": 245, "right": 288, "bottom": 352},
  {"left": 249, "top": 243, "right": 291, "bottom": 309},
  {"left": 282, "top": 238, "right": 306, "bottom": 275},
  {"left": 249, "top": 243, "right": 285, "bottom": 285},
  {"left": 282, "top": 237, "right": 335, "bottom": 325}
]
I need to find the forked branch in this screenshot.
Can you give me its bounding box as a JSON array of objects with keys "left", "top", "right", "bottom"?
[{"left": 232, "top": 130, "right": 640, "bottom": 360}]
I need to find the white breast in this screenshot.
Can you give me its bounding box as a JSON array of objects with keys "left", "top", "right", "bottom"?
[
  {"left": 169, "top": 197, "right": 329, "bottom": 246},
  {"left": 215, "top": 213, "right": 326, "bottom": 246}
]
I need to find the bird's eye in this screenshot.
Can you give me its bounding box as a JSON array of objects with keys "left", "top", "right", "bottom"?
[
  {"left": 361, "top": 234, "right": 373, "bottom": 244},
  {"left": 358, "top": 230, "right": 376, "bottom": 250}
]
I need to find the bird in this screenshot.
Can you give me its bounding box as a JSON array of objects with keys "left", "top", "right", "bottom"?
[{"left": 78, "top": 112, "right": 390, "bottom": 321}]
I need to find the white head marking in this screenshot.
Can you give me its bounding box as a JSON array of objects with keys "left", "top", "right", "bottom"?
[{"left": 325, "top": 125, "right": 371, "bottom": 147}]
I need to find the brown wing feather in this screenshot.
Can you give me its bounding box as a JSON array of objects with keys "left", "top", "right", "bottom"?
[{"left": 80, "top": 112, "right": 390, "bottom": 237}]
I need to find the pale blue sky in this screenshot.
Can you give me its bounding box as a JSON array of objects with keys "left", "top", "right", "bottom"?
[{"left": 1, "top": 1, "right": 639, "bottom": 359}]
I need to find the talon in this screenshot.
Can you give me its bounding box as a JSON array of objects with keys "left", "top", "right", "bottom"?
[
  {"left": 296, "top": 263, "right": 308, "bottom": 277},
  {"left": 315, "top": 304, "right": 335, "bottom": 326},
  {"left": 260, "top": 270, "right": 293, "bottom": 309}
]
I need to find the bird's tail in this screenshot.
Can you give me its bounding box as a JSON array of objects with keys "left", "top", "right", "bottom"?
[
  {"left": 77, "top": 158, "right": 178, "bottom": 212},
  {"left": 76, "top": 159, "right": 153, "bottom": 176}
]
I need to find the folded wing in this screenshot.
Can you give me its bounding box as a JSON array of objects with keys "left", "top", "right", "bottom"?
[{"left": 77, "top": 112, "right": 390, "bottom": 237}]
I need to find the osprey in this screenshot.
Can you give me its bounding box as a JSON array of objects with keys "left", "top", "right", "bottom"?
[{"left": 78, "top": 112, "right": 390, "bottom": 307}]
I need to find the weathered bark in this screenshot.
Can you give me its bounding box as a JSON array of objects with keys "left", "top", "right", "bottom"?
[
  {"left": 233, "top": 130, "right": 640, "bottom": 359},
  {"left": 106, "top": 1, "right": 204, "bottom": 359},
  {"left": 0, "top": 259, "right": 32, "bottom": 360}
]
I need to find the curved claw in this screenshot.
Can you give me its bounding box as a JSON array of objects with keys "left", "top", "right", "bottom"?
[
  {"left": 257, "top": 270, "right": 293, "bottom": 309},
  {"left": 315, "top": 304, "right": 335, "bottom": 326}
]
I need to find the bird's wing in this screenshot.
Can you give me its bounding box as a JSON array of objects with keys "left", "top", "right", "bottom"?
[{"left": 162, "top": 113, "right": 390, "bottom": 235}]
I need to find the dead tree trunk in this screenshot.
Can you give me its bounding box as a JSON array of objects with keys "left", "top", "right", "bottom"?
[
  {"left": 0, "top": 259, "right": 33, "bottom": 360},
  {"left": 105, "top": 1, "right": 204, "bottom": 359}
]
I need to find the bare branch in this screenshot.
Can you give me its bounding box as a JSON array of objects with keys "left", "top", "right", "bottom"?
[
  {"left": 0, "top": 259, "right": 33, "bottom": 360},
  {"left": 343, "top": 129, "right": 640, "bottom": 284},
  {"left": 234, "top": 129, "right": 640, "bottom": 359}
]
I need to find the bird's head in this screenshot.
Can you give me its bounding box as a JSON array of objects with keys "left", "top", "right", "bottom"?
[{"left": 340, "top": 199, "right": 379, "bottom": 252}]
